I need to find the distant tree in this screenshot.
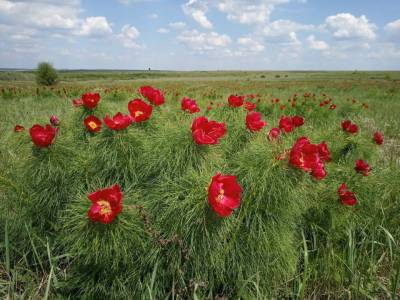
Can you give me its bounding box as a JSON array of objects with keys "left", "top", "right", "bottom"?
[{"left": 36, "top": 62, "right": 58, "bottom": 86}]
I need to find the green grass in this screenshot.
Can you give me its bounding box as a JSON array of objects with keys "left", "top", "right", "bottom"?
[{"left": 0, "top": 71, "right": 399, "bottom": 299}]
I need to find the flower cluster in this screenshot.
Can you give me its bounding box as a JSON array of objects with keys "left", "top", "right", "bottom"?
[
  {"left": 191, "top": 116, "right": 226, "bottom": 145},
  {"left": 341, "top": 119, "right": 359, "bottom": 134},
  {"left": 289, "top": 137, "right": 331, "bottom": 180},
  {"left": 181, "top": 97, "right": 200, "bottom": 113}
]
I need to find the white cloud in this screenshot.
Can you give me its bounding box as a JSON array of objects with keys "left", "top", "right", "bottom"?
[
  {"left": 237, "top": 37, "right": 265, "bottom": 52},
  {"left": 76, "top": 17, "right": 113, "bottom": 36},
  {"left": 177, "top": 29, "right": 231, "bottom": 51},
  {"left": 182, "top": 0, "right": 213, "bottom": 29},
  {"left": 169, "top": 22, "right": 186, "bottom": 30},
  {"left": 307, "top": 35, "right": 329, "bottom": 50},
  {"left": 263, "top": 19, "right": 313, "bottom": 43},
  {"left": 117, "top": 25, "right": 141, "bottom": 48},
  {"left": 217, "top": 0, "right": 289, "bottom": 25},
  {"left": 385, "top": 19, "right": 400, "bottom": 42},
  {"left": 157, "top": 28, "right": 170, "bottom": 34},
  {"left": 325, "top": 13, "right": 377, "bottom": 41}
]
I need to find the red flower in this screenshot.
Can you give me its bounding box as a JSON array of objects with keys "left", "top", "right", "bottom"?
[
  {"left": 338, "top": 183, "right": 357, "bottom": 206},
  {"left": 87, "top": 184, "right": 123, "bottom": 224},
  {"left": 279, "top": 116, "right": 294, "bottom": 133},
  {"left": 246, "top": 112, "right": 266, "bottom": 132},
  {"left": 181, "top": 97, "right": 200, "bottom": 113},
  {"left": 292, "top": 115, "right": 304, "bottom": 127},
  {"left": 14, "top": 124, "right": 24, "bottom": 132},
  {"left": 268, "top": 127, "right": 280, "bottom": 141},
  {"left": 355, "top": 159, "right": 370, "bottom": 176},
  {"left": 341, "top": 120, "right": 358, "bottom": 134},
  {"left": 82, "top": 93, "right": 100, "bottom": 110},
  {"left": 373, "top": 131, "right": 383, "bottom": 145},
  {"left": 244, "top": 101, "right": 256, "bottom": 111},
  {"left": 228, "top": 95, "right": 244, "bottom": 107},
  {"left": 84, "top": 115, "right": 102, "bottom": 132},
  {"left": 128, "top": 99, "right": 153, "bottom": 122},
  {"left": 29, "top": 124, "right": 58, "bottom": 148},
  {"left": 50, "top": 115, "right": 59, "bottom": 126},
  {"left": 139, "top": 86, "right": 165, "bottom": 106},
  {"left": 329, "top": 104, "right": 337, "bottom": 110},
  {"left": 191, "top": 116, "right": 226, "bottom": 145},
  {"left": 208, "top": 173, "right": 242, "bottom": 217},
  {"left": 72, "top": 98, "right": 83, "bottom": 107},
  {"left": 104, "top": 112, "right": 133, "bottom": 131},
  {"left": 318, "top": 141, "right": 331, "bottom": 162},
  {"left": 289, "top": 137, "right": 329, "bottom": 180}
]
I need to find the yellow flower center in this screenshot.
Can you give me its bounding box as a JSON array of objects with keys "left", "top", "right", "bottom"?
[
  {"left": 134, "top": 111, "right": 144, "bottom": 117},
  {"left": 216, "top": 189, "right": 224, "bottom": 202},
  {"left": 97, "top": 200, "right": 112, "bottom": 215},
  {"left": 88, "top": 121, "right": 98, "bottom": 129}
]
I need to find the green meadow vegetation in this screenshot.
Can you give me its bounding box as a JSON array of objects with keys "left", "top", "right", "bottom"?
[{"left": 0, "top": 70, "right": 400, "bottom": 299}]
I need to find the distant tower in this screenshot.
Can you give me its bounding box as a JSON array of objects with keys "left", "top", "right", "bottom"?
[{"left": 148, "top": 67, "right": 151, "bottom": 71}]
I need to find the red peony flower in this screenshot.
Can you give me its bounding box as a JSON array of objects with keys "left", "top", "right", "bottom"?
[
  {"left": 128, "top": 99, "right": 153, "bottom": 122},
  {"left": 329, "top": 104, "right": 337, "bottom": 110},
  {"left": 246, "top": 112, "right": 267, "bottom": 132},
  {"left": 14, "top": 124, "right": 24, "bottom": 132},
  {"left": 82, "top": 93, "right": 100, "bottom": 109},
  {"left": 139, "top": 86, "right": 165, "bottom": 106},
  {"left": 292, "top": 115, "right": 304, "bottom": 127},
  {"left": 338, "top": 183, "right": 357, "bottom": 206},
  {"left": 341, "top": 119, "right": 358, "bottom": 134},
  {"left": 208, "top": 173, "right": 242, "bottom": 217},
  {"left": 279, "top": 116, "right": 294, "bottom": 133},
  {"left": 318, "top": 141, "right": 331, "bottom": 162},
  {"left": 181, "top": 97, "right": 200, "bottom": 113},
  {"left": 228, "top": 95, "right": 244, "bottom": 107},
  {"left": 289, "top": 137, "right": 329, "bottom": 180},
  {"left": 373, "top": 131, "right": 383, "bottom": 145},
  {"left": 50, "top": 115, "right": 59, "bottom": 126},
  {"left": 87, "top": 184, "right": 123, "bottom": 224},
  {"left": 355, "top": 159, "right": 371, "bottom": 176},
  {"left": 268, "top": 127, "right": 280, "bottom": 141},
  {"left": 244, "top": 101, "right": 256, "bottom": 111},
  {"left": 29, "top": 124, "right": 58, "bottom": 148},
  {"left": 191, "top": 116, "right": 226, "bottom": 145},
  {"left": 84, "top": 115, "right": 102, "bottom": 132},
  {"left": 104, "top": 112, "right": 133, "bottom": 131}
]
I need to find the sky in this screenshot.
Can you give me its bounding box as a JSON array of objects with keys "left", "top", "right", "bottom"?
[{"left": 0, "top": 0, "right": 399, "bottom": 70}]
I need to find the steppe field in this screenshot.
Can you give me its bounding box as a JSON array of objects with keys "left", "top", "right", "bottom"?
[{"left": 1, "top": 70, "right": 400, "bottom": 299}]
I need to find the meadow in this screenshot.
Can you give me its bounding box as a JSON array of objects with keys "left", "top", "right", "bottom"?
[{"left": 0, "top": 70, "right": 400, "bottom": 299}]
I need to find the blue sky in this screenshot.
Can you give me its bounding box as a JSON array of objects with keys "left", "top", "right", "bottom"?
[{"left": 0, "top": 0, "right": 399, "bottom": 70}]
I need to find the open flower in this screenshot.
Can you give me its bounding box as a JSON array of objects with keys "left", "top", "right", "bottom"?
[
  {"left": 208, "top": 173, "right": 242, "bottom": 217},
  {"left": 244, "top": 101, "right": 256, "bottom": 111},
  {"left": 246, "top": 112, "right": 267, "bottom": 132},
  {"left": 29, "top": 124, "right": 58, "bottom": 148},
  {"left": 181, "top": 97, "right": 200, "bottom": 113},
  {"left": 228, "top": 95, "right": 244, "bottom": 107},
  {"left": 84, "top": 115, "right": 102, "bottom": 132},
  {"left": 341, "top": 119, "right": 358, "bottom": 134},
  {"left": 139, "top": 86, "right": 165, "bottom": 106},
  {"left": 104, "top": 112, "right": 133, "bottom": 131},
  {"left": 355, "top": 159, "right": 371, "bottom": 176},
  {"left": 338, "top": 183, "right": 357, "bottom": 206},
  {"left": 14, "top": 124, "right": 24, "bottom": 132},
  {"left": 82, "top": 93, "right": 100, "bottom": 109},
  {"left": 373, "top": 131, "right": 383, "bottom": 145},
  {"left": 268, "top": 127, "right": 280, "bottom": 141},
  {"left": 128, "top": 99, "right": 153, "bottom": 122},
  {"left": 279, "top": 116, "right": 294, "bottom": 133},
  {"left": 289, "top": 137, "right": 329, "bottom": 180},
  {"left": 87, "top": 184, "right": 123, "bottom": 224},
  {"left": 192, "top": 116, "right": 226, "bottom": 145}
]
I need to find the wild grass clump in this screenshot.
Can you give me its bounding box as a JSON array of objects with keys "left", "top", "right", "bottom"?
[{"left": 1, "top": 74, "right": 399, "bottom": 298}]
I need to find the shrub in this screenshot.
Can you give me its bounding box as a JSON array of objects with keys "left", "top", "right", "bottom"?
[{"left": 36, "top": 62, "right": 58, "bottom": 86}]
